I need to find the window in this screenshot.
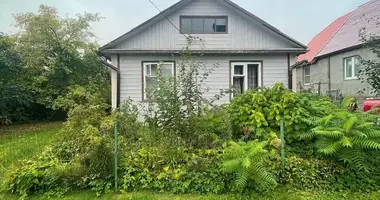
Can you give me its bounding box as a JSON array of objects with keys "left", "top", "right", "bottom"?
[
  {"left": 180, "top": 16, "right": 227, "bottom": 34},
  {"left": 231, "top": 62, "right": 261, "bottom": 97},
  {"left": 304, "top": 66, "right": 310, "bottom": 85},
  {"left": 344, "top": 56, "right": 361, "bottom": 80},
  {"left": 143, "top": 62, "right": 174, "bottom": 99}
]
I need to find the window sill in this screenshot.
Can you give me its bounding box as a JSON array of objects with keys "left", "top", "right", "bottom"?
[
  {"left": 344, "top": 77, "right": 359, "bottom": 81},
  {"left": 304, "top": 83, "right": 311, "bottom": 86}
]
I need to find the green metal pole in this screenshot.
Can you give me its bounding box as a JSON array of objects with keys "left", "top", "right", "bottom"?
[
  {"left": 280, "top": 118, "right": 285, "bottom": 171},
  {"left": 114, "top": 120, "right": 118, "bottom": 191}
]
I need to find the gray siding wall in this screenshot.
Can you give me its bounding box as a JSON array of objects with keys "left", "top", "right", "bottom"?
[
  {"left": 294, "top": 48, "right": 376, "bottom": 97},
  {"left": 118, "top": 54, "right": 290, "bottom": 105},
  {"left": 113, "top": 0, "right": 297, "bottom": 50}
]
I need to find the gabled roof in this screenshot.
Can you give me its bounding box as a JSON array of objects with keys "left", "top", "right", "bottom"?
[
  {"left": 318, "top": 0, "right": 380, "bottom": 56},
  {"left": 296, "top": 12, "right": 352, "bottom": 63},
  {"left": 99, "top": 0, "right": 306, "bottom": 51}
]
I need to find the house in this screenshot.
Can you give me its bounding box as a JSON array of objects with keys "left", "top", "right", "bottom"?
[
  {"left": 292, "top": 0, "right": 380, "bottom": 100},
  {"left": 99, "top": 0, "right": 307, "bottom": 108}
]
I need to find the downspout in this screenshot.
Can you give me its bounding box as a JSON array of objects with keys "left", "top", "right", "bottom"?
[
  {"left": 117, "top": 54, "right": 121, "bottom": 107},
  {"left": 287, "top": 53, "right": 292, "bottom": 90}
]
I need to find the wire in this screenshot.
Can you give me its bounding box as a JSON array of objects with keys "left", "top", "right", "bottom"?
[{"left": 147, "top": 0, "right": 189, "bottom": 39}]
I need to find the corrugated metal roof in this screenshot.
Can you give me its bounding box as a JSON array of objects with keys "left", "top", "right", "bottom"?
[
  {"left": 318, "top": 0, "right": 380, "bottom": 56},
  {"left": 296, "top": 12, "right": 352, "bottom": 63}
]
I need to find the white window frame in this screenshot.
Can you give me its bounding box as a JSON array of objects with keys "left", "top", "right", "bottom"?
[
  {"left": 344, "top": 56, "right": 360, "bottom": 80},
  {"left": 143, "top": 62, "right": 175, "bottom": 100},
  {"left": 303, "top": 66, "right": 310, "bottom": 85},
  {"left": 230, "top": 62, "right": 262, "bottom": 98}
]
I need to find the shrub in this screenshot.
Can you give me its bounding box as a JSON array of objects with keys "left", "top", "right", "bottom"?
[
  {"left": 221, "top": 140, "right": 277, "bottom": 193},
  {"left": 121, "top": 146, "right": 229, "bottom": 194},
  {"left": 228, "top": 83, "right": 310, "bottom": 142},
  {"left": 279, "top": 156, "right": 343, "bottom": 191},
  {"left": 301, "top": 110, "right": 380, "bottom": 170}
]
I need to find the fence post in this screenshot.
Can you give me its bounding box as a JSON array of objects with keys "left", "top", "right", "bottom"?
[
  {"left": 280, "top": 118, "right": 285, "bottom": 171},
  {"left": 114, "top": 120, "right": 118, "bottom": 191}
]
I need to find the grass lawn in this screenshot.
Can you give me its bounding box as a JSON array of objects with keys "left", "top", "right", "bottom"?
[
  {"left": 1, "top": 122, "right": 380, "bottom": 200},
  {"left": 0, "top": 122, "right": 62, "bottom": 178}
]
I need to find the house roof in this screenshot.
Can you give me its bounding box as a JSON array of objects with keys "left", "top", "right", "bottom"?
[
  {"left": 318, "top": 0, "right": 380, "bottom": 57},
  {"left": 99, "top": 0, "right": 306, "bottom": 51},
  {"left": 296, "top": 12, "right": 352, "bottom": 63}
]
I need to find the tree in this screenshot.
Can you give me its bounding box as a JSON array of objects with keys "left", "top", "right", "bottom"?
[
  {"left": 0, "top": 33, "right": 33, "bottom": 124},
  {"left": 13, "top": 5, "right": 110, "bottom": 108},
  {"left": 358, "top": 20, "right": 380, "bottom": 95}
]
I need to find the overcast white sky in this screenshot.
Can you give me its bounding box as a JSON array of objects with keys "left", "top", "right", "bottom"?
[{"left": 0, "top": 0, "right": 370, "bottom": 46}]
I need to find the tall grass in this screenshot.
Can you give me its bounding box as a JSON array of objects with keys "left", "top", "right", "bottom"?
[{"left": 0, "top": 122, "right": 62, "bottom": 177}]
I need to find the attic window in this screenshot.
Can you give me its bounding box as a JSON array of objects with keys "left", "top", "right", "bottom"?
[{"left": 180, "top": 16, "right": 228, "bottom": 34}]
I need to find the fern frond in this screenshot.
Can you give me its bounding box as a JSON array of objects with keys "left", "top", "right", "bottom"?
[
  {"left": 221, "top": 158, "right": 240, "bottom": 173},
  {"left": 317, "top": 141, "right": 342, "bottom": 155},
  {"left": 340, "top": 136, "right": 352, "bottom": 148},
  {"left": 300, "top": 131, "right": 316, "bottom": 140},
  {"left": 235, "top": 168, "right": 249, "bottom": 188},
  {"left": 343, "top": 116, "right": 357, "bottom": 132},
  {"left": 242, "top": 157, "right": 251, "bottom": 169},
  {"left": 353, "top": 138, "right": 380, "bottom": 150},
  {"left": 357, "top": 128, "right": 380, "bottom": 138},
  {"left": 314, "top": 129, "right": 343, "bottom": 139},
  {"left": 340, "top": 147, "right": 368, "bottom": 171}
]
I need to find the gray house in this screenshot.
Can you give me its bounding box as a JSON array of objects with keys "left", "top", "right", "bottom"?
[
  {"left": 292, "top": 0, "right": 380, "bottom": 100},
  {"left": 99, "top": 0, "right": 306, "bottom": 108}
]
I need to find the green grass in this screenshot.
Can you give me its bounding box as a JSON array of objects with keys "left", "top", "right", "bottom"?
[
  {"left": 0, "top": 122, "right": 62, "bottom": 178},
  {"left": 2, "top": 190, "right": 380, "bottom": 200},
  {"left": 1, "top": 122, "right": 380, "bottom": 200}
]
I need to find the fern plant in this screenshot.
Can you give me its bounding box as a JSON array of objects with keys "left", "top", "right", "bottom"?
[
  {"left": 221, "top": 140, "right": 277, "bottom": 192},
  {"left": 301, "top": 110, "right": 380, "bottom": 170}
]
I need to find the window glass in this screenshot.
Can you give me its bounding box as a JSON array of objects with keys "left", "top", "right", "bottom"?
[
  {"left": 215, "top": 18, "right": 227, "bottom": 32},
  {"left": 181, "top": 16, "right": 227, "bottom": 34},
  {"left": 181, "top": 18, "right": 191, "bottom": 34},
  {"left": 234, "top": 65, "right": 244, "bottom": 75},
  {"left": 345, "top": 58, "right": 353, "bottom": 78},
  {"left": 304, "top": 66, "right": 310, "bottom": 84},
  {"left": 144, "top": 62, "right": 173, "bottom": 99},
  {"left": 203, "top": 18, "right": 215, "bottom": 34},
  {"left": 354, "top": 56, "right": 361, "bottom": 77},
  {"left": 247, "top": 64, "right": 258, "bottom": 90},
  {"left": 233, "top": 77, "right": 244, "bottom": 97},
  {"left": 191, "top": 18, "right": 203, "bottom": 34}
]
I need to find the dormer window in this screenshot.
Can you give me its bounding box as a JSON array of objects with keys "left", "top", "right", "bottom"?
[{"left": 180, "top": 16, "right": 228, "bottom": 34}]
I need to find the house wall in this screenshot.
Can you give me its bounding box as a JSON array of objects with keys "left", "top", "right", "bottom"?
[
  {"left": 113, "top": 0, "right": 298, "bottom": 51},
  {"left": 294, "top": 47, "right": 376, "bottom": 97},
  {"left": 116, "top": 54, "right": 292, "bottom": 107}
]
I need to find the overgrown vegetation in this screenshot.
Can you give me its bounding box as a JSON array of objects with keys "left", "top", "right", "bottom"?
[
  {"left": 2, "top": 4, "right": 380, "bottom": 200},
  {"left": 0, "top": 5, "right": 110, "bottom": 124}
]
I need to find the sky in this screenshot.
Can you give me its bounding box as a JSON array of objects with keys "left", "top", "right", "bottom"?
[{"left": 0, "top": 0, "right": 370, "bottom": 46}]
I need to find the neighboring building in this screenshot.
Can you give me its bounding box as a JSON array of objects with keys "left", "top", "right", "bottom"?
[
  {"left": 292, "top": 0, "right": 380, "bottom": 100},
  {"left": 99, "top": 0, "right": 306, "bottom": 108}
]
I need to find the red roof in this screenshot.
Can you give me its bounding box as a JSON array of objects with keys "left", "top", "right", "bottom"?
[{"left": 296, "top": 12, "right": 352, "bottom": 63}]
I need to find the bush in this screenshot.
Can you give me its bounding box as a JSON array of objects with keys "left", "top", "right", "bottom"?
[
  {"left": 122, "top": 146, "right": 229, "bottom": 194},
  {"left": 279, "top": 156, "right": 343, "bottom": 191},
  {"left": 228, "top": 83, "right": 311, "bottom": 142}
]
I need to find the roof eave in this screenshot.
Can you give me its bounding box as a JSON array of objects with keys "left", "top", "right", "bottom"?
[
  {"left": 316, "top": 44, "right": 363, "bottom": 59},
  {"left": 99, "top": 48, "right": 307, "bottom": 55}
]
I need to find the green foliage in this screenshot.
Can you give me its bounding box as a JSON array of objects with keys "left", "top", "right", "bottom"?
[
  {"left": 229, "top": 83, "right": 312, "bottom": 141},
  {"left": 122, "top": 146, "right": 229, "bottom": 194},
  {"left": 13, "top": 5, "right": 110, "bottom": 108},
  {"left": 301, "top": 110, "right": 380, "bottom": 170},
  {"left": 279, "top": 156, "right": 343, "bottom": 191},
  {"left": 0, "top": 33, "right": 33, "bottom": 124},
  {"left": 143, "top": 37, "right": 230, "bottom": 147},
  {"left": 221, "top": 140, "right": 277, "bottom": 193}
]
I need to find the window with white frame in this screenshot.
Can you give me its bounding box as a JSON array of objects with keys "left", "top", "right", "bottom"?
[
  {"left": 143, "top": 62, "right": 175, "bottom": 99},
  {"left": 344, "top": 56, "right": 361, "bottom": 80},
  {"left": 231, "top": 62, "right": 261, "bottom": 97},
  {"left": 304, "top": 66, "right": 310, "bottom": 85}
]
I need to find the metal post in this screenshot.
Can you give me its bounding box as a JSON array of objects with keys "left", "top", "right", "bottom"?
[
  {"left": 280, "top": 118, "right": 285, "bottom": 170},
  {"left": 114, "top": 120, "right": 118, "bottom": 191}
]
